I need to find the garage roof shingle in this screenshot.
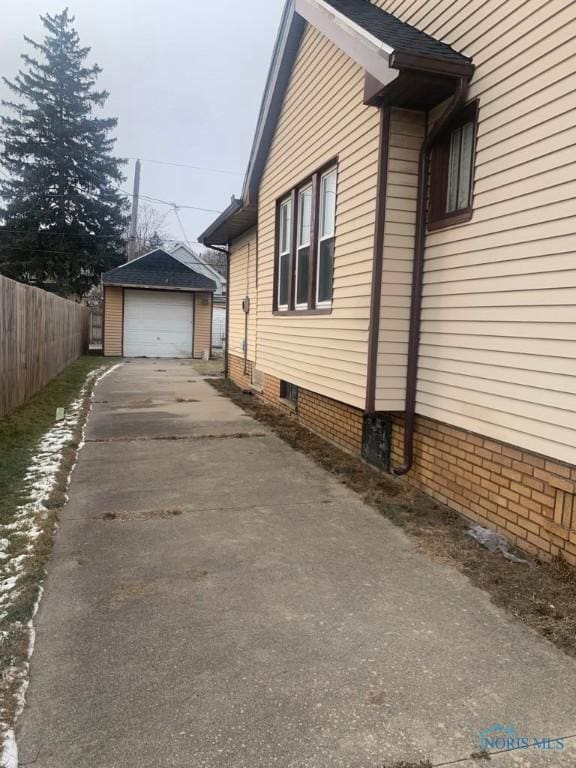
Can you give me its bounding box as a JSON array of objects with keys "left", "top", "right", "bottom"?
[{"left": 102, "top": 249, "right": 216, "bottom": 291}]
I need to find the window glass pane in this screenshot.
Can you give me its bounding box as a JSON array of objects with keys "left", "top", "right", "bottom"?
[
  {"left": 296, "top": 246, "right": 309, "bottom": 306},
  {"left": 457, "top": 121, "right": 474, "bottom": 210},
  {"left": 317, "top": 237, "right": 334, "bottom": 304},
  {"left": 446, "top": 127, "right": 462, "bottom": 213},
  {"left": 279, "top": 199, "right": 292, "bottom": 254},
  {"left": 278, "top": 253, "right": 289, "bottom": 307},
  {"left": 298, "top": 186, "right": 312, "bottom": 246},
  {"left": 320, "top": 169, "right": 337, "bottom": 238}
]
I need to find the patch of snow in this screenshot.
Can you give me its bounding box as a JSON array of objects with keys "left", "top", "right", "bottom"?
[
  {"left": 0, "top": 363, "right": 122, "bottom": 768},
  {"left": 2, "top": 730, "right": 17, "bottom": 768},
  {"left": 0, "top": 577, "right": 19, "bottom": 595}
]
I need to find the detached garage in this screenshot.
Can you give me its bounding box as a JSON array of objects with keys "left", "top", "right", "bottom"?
[{"left": 101, "top": 249, "right": 216, "bottom": 358}]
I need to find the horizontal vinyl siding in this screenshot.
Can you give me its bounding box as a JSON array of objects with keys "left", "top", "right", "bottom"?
[
  {"left": 103, "top": 286, "right": 123, "bottom": 357},
  {"left": 375, "top": 108, "right": 424, "bottom": 411},
  {"left": 256, "top": 25, "right": 380, "bottom": 409},
  {"left": 228, "top": 227, "right": 257, "bottom": 363},
  {"left": 374, "top": 0, "right": 576, "bottom": 465}
]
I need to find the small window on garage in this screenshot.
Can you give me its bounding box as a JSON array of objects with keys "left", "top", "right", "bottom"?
[{"left": 280, "top": 380, "right": 299, "bottom": 403}]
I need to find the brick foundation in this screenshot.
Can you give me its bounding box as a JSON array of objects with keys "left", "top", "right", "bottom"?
[
  {"left": 228, "top": 353, "right": 363, "bottom": 454},
  {"left": 392, "top": 415, "right": 576, "bottom": 565},
  {"left": 227, "top": 353, "right": 253, "bottom": 390},
  {"left": 227, "top": 354, "right": 576, "bottom": 564},
  {"left": 298, "top": 389, "right": 363, "bottom": 454}
]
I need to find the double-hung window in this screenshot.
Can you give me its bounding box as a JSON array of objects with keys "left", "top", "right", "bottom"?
[
  {"left": 296, "top": 185, "right": 312, "bottom": 308},
  {"left": 277, "top": 197, "right": 292, "bottom": 310},
  {"left": 275, "top": 162, "right": 337, "bottom": 313},
  {"left": 429, "top": 101, "right": 478, "bottom": 229},
  {"left": 317, "top": 167, "right": 337, "bottom": 307}
]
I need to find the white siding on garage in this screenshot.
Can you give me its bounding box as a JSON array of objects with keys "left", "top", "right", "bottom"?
[
  {"left": 123, "top": 290, "right": 193, "bottom": 358},
  {"left": 212, "top": 306, "right": 226, "bottom": 348}
]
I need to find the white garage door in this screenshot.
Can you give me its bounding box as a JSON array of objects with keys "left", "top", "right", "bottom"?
[
  {"left": 212, "top": 306, "right": 226, "bottom": 348},
  {"left": 123, "top": 289, "right": 193, "bottom": 358}
]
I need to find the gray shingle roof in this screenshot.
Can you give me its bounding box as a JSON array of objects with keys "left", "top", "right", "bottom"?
[
  {"left": 102, "top": 249, "right": 216, "bottom": 291},
  {"left": 322, "top": 0, "right": 473, "bottom": 66}
]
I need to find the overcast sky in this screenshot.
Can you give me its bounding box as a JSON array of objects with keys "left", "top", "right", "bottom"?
[{"left": 0, "top": 0, "right": 285, "bottom": 246}]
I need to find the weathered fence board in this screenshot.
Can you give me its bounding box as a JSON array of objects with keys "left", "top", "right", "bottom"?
[{"left": 0, "top": 276, "right": 89, "bottom": 417}]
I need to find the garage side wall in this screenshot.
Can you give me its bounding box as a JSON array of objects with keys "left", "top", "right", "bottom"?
[
  {"left": 193, "top": 292, "right": 213, "bottom": 358},
  {"left": 103, "top": 286, "right": 123, "bottom": 356}
]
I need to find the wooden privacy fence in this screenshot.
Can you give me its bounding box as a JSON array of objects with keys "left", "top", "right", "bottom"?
[{"left": 0, "top": 275, "right": 89, "bottom": 417}]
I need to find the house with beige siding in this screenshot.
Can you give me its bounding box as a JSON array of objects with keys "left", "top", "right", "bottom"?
[{"left": 200, "top": 0, "right": 576, "bottom": 564}]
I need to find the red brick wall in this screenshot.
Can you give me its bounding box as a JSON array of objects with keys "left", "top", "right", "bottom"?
[{"left": 392, "top": 415, "right": 576, "bottom": 564}]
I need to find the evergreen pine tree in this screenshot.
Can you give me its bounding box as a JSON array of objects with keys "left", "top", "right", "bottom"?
[{"left": 0, "top": 9, "right": 128, "bottom": 296}]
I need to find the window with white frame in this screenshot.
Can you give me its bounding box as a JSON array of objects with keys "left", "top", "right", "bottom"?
[
  {"left": 277, "top": 197, "right": 292, "bottom": 310},
  {"left": 317, "top": 167, "right": 337, "bottom": 306},
  {"left": 296, "top": 184, "right": 312, "bottom": 308},
  {"left": 274, "top": 162, "right": 337, "bottom": 313}
]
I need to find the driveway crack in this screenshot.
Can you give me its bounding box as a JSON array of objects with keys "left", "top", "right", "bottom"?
[{"left": 85, "top": 432, "right": 268, "bottom": 443}]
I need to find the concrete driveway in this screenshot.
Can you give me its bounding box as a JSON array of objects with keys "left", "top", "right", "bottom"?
[{"left": 18, "top": 360, "right": 576, "bottom": 767}]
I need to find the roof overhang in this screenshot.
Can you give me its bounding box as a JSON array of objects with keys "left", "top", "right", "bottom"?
[
  {"left": 295, "top": 0, "right": 399, "bottom": 88},
  {"left": 199, "top": 2, "right": 305, "bottom": 247},
  {"left": 198, "top": 197, "right": 258, "bottom": 248},
  {"left": 102, "top": 281, "right": 215, "bottom": 292},
  {"left": 199, "top": 0, "right": 474, "bottom": 247},
  {"left": 298, "top": 0, "right": 473, "bottom": 109}
]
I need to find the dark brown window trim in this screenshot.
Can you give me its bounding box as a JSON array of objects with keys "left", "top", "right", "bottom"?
[
  {"left": 427, "top": 208, "right": 473, "bottom": 231},
  {"left": 428, "top": 99, "right": 479, "bottom": 231},
  {"left": 273, "top": 308, "right": 332, "bottom": 317},
  {"left": 273, "top": 157, "right": 338, "bottom": 314}
]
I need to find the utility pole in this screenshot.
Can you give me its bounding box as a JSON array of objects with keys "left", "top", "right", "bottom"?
[{"left": 127, "top": 158, "right": 141, "bottom": 261}]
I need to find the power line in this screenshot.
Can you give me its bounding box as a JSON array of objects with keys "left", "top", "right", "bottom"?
[
  {"left": 1, "top": 246, "right": 110, "bottom": 256},
  {"left": 2, "top": 186, "right": 222, "bottom": 214},
  {"left": 0, "top": 241, "right": 216, "bottom": 258},
  {"left": 0, "top": 229, "right": 119, "bottom": 238},
  {"left": 171, "top": 205, "right": 192, "bottom": 246},
  {"left": 129, "top": 157, "right": 242, "bottom": 176},
  {"left": 0, "top": 172, "right": 223, "bottom": 214},
  {"left": 131, "top": 191, "right": 222, "bottom": 214},
  {"left": 0, "top": 229, "right": 213, "bottom": 248}
]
